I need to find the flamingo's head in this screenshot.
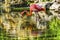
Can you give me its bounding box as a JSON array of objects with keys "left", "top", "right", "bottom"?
[{"left": 20, "top": 10, "right": 29, "bottom": 16}]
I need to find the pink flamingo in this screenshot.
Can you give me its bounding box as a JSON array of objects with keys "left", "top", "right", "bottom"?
[
  {"left": 30, "top": 3, "right": 45, "bottom": 33},
  {"left": 30, "top": 4, "right": 45, "bottom": 28},
  {"left": 21, "top": 4, "right": 45, "bottom": 16},
  {"left": 20, "top": 4, "right": 45, "bottom": 36},
  {"left": 30, "top": 4, "right": 45, "bottom": 15}
]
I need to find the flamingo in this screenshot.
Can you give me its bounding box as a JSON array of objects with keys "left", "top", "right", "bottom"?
[
  {"left": 20, "top": 3, "right": 45, "bottom": 30},
  {"left": 30, "top": 4, "right": 45, "bottom": 29},
  {"left": 20, "top": 3, "right": 45, "bottom": 36},
  {"left": 30, "top": 4, "right": 45, "bottom": 15},
  {"left": 20, "top": 3, "right": 45, "bottom": 16}
]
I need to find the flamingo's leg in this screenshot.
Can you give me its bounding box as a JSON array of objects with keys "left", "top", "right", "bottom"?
[{"left": 35, "top": 12, "right": 40, "bottom": 29}]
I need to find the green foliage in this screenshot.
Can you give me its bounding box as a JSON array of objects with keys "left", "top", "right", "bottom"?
[
  {"left": 48, "top": 17, "right": 60, "bottom": 40},
  {"left": 12, "top": 7, "right": 29, "bottom": 12}
]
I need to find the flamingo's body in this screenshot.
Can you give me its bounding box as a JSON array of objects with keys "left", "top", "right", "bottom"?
[{"left": 30, "top": 4, "right": 45, "bottom": 15}]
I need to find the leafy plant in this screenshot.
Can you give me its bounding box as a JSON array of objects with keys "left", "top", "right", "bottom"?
[{"left": 48, "top": 17, "right": 60, "bottom": 40}]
